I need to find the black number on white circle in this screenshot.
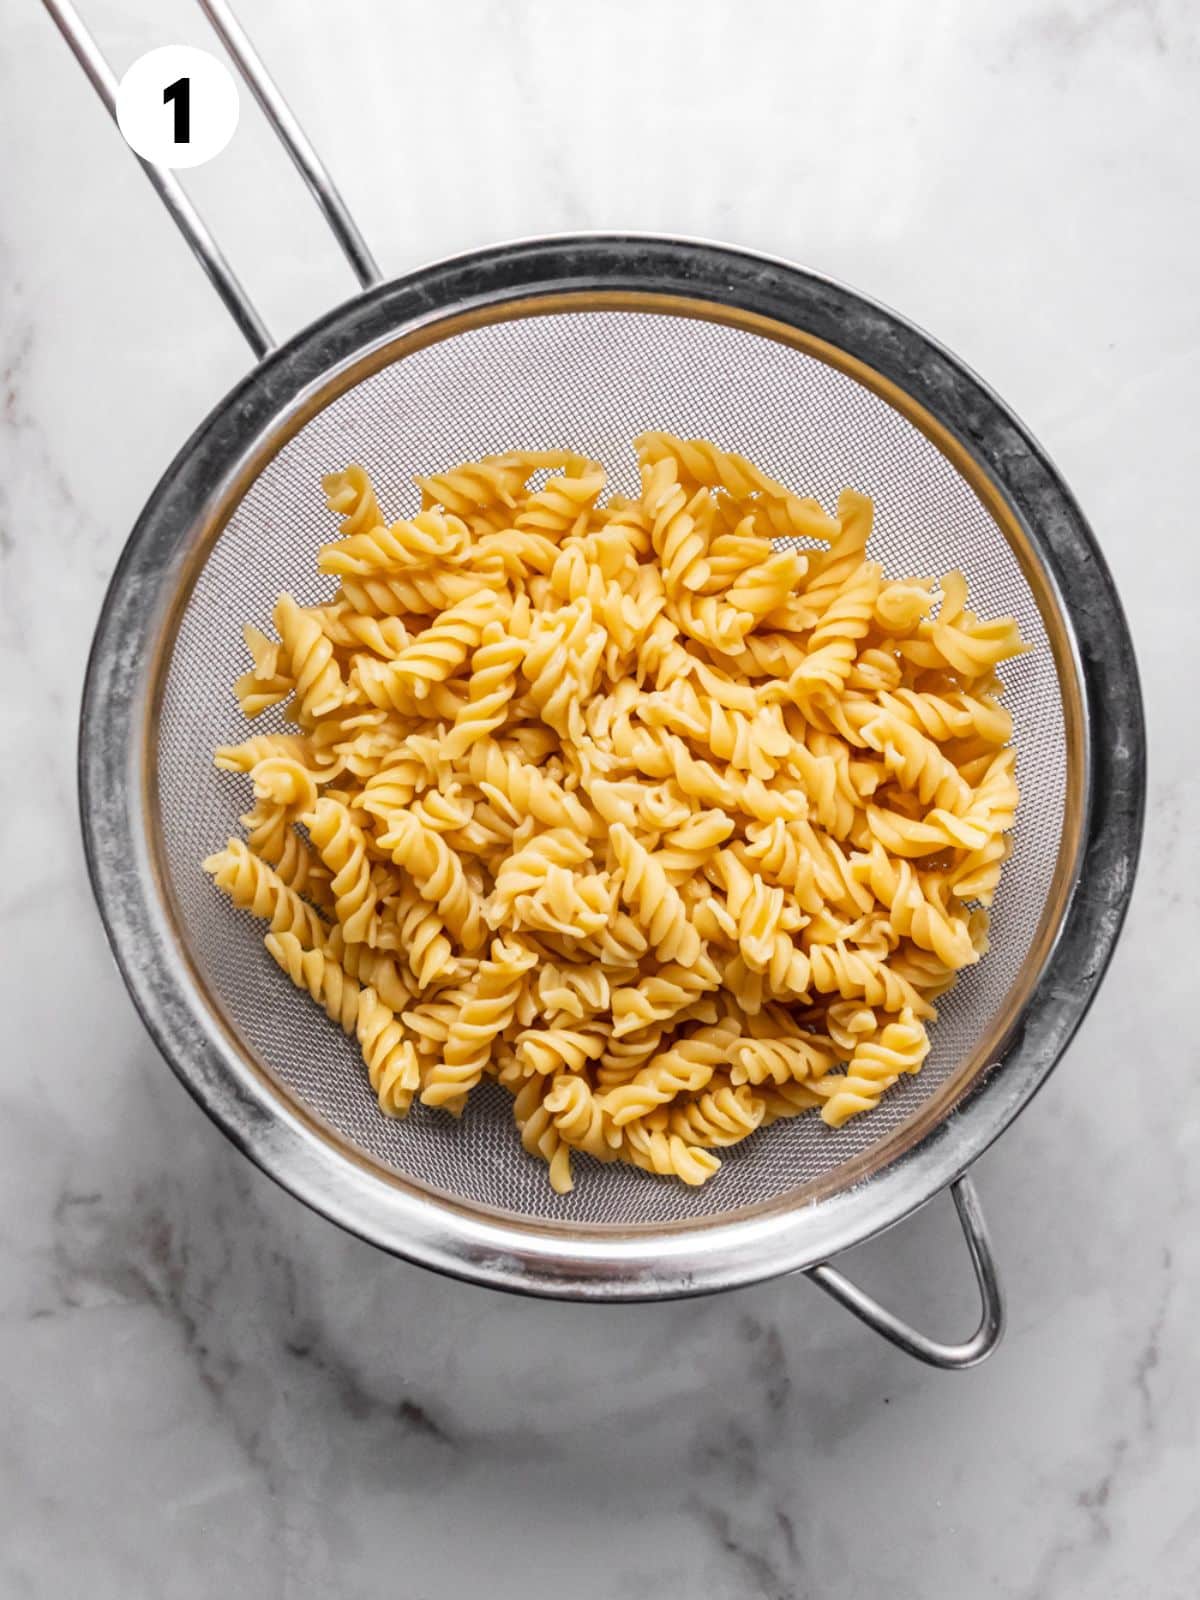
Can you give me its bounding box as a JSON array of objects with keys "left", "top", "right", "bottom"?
[{"left": 163, "top": 76, "right": 191, "bottom": 143}]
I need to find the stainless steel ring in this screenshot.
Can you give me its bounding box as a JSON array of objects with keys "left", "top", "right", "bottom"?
[{"left": 78, "top": 235, "right": 1146, "bottom": 1308}]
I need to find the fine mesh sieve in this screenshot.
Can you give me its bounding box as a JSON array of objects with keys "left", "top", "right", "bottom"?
[
  {"left": 158, "top": 307, "right": 1066, "bottom": 1229},
  {"left": 58, "top": 0, "right": 1144, "bottom": 1363}
]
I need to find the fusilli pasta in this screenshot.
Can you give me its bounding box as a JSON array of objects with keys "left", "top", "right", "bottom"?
[{"left": 203, "top": 434, "right": 1024, "bottom": 1190}]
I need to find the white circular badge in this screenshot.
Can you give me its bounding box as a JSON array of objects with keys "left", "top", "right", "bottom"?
[{"left": 116, "top": 45, "right": 239, "bottom": 170}]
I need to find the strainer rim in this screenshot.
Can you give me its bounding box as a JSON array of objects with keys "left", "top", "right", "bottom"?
[{"left": 79, "top": 235, "right": 1144, "bottom": 1298}]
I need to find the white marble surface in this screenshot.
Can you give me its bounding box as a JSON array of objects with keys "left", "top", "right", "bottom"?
[{"left": 1, "top": 0, "right": 1195, "bottom": 1594}]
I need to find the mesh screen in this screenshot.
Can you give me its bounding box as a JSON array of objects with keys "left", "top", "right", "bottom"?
[{"left": 156, "top": 310, "right": 1066, "bottom": 1227}]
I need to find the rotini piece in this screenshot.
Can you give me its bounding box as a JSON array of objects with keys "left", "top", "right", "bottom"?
[
  {"left": 513, "top": 865, "right": 614, "bottom": 941},
  {"left": 325, "top": 925, "right": 413, "bottom": 1012},
  {"left": 488, "top": 827, "right": 591, "bottom": 922},
  {"left": 807, "top": 941, "right": 935, "bottom": 1019},
  {"left": 782, "top": 561, "right": 882, "bottom": 699},
  {"left": 318, "top": 508, "right": 470, "bottom": 576},
  {"left": 640, "top": 679, "right": 790, "bottom": 780},
  {"left": 213, "top": 733, "right": 316, "bottom": 773},
  {"left": 801, "top": 487, "right": 875, "bottom": 600},
  {"left": 755, "top": 1081, "right": 825, "bottom": 1123},
  {"left": 514, "top": 468, "right": 606, "bottom": 538},
  {"left": 595, "top": 1023, "right": 671, "bottom": 1087},
  {"left": 358, "top": 744, "right": 437, "bottom": 827},
  {"left": 515, "top": 1025, "right": 608, "bottom": 1078},
  {"left": 273, "top": 593, "right": 346, "bottom": 724},
  {"left": 520, "top": 598, "right": 606, "bottom": 740},
  {"left": 610, "top": 957, "right": 722, "bottom": 1037},
  {"left": 617, "top": 724, "right": 808, "bottom": 824},
  {"left": 421, "top": 938, "right": 537, "bottom": 1109},
  {"left": 442, "top": 620, "right": 528, "bottom": 759},
  {"left": 536, "top": 964, "right": 614, "bottom": 1022},
  {"left": 603, "top": 1022, "right": 739, "bottom": 1126},
  {"left": 203, "top": 838, "right": 328, "bottom": 949},
  {"left": 654, "top": 810, "right": 737, "bottom": 883},
  {"left": 249, "top": 755, "right": 319, "bottom": 816},
  {"left": 743, "top": 818, "right": 873, "bottom": 920},
  {"left": 724, "top": 548, "right": 811, "bottom": 623},
  {"left": 339, "top": 564, "right": 505, "bottom": 618},
  {"left": 730, "top": 1033, "right": 839, "bottom": 1087},
  {"left": 305, "top": 604, "right": 413, "bottom": 660},
  {"left": 322, "top": 463, "right": 383, "bottom": 537},
  {"left": 619, "top": 1117, "right": 721, "bottom": 1186},
  {"left": 378, "top": 880, "right": 457, "bottom": 988},
  {"left": 667, "top": 1082, "right": 765, "bottom": 1147},
  {"left": 858, "top": 708, "right": 974, "bottom": 814},
  {"left": 240, "top": 796, "right": 334, "bottom": 911},
  {"left": 708, "top": 850, "right": 811, "bottom": 998},
  {"left": 874, "top": 576, "right": 936, "bottom": 634},
  {"left": 510, "top": 1073, "right": 574, "bottom": 1194},
  {"left": 204, "top": 434, "right": 1023, "bottom": 1193},
  {"left": 234, "top": 623, "right": 293, "bottom": 718},
  {"left": 608, "top": 823, "right": 701, "bottom": 966},
  {"left": 700, "top": 528, "right": 773, "bottom": 590},
  {"left": 305, "top": 796, "right": 380, "bottom": 945},
  {"left": 945, "top": 831, "right": 1012, "bottom": 906},
  {"left": 824, "top": 999, "right": 878, "bottom": 1053},
  {"left": 356, "top": 987, "right": 421, "bottom": 1117},
  {"left": 812, "top": 1010, "right": 931, "bottom": 1126},
  {"left": 667, "top": 586, "right": 753, "bottom": 653},
  {"left": 471, "top": 527, "right": 561, "bottom": 580},
  {"left": 851, "top": 841, "right": 978, "bottom": 968},
  {"left": 416, "top": 454, "right": 531, "bottom": 519},
  {"left": 641, "top": 456, "right": 712, "bottom": 595},
  {"left": 635, "top": 432, "right": 838, "bottom": 542},
  {"left": 354, "top": 588, "right": 506, "bottom": 708},
  {"left": 402, "top": 995, "right": 472, "bottom": 1056},
  {"left": 899, "top": 571, "right": 1029, "bottom": 679},
  {"left": 377, "top": 809, "right": 487, "bottom": 951},
  {"left": 458, "top": 738, "right": 593, "bottom": 834},
  {"left": 543, "top": 1074, "right": 621, "bottom": 1161},
  {"left": 880, "top": 686, "right": 1012, "bottom": 747},
  {"left": 265, "top": 930, "right": 360, "bottom": 1033}
]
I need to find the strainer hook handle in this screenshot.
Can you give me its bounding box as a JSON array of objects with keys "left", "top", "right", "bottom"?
[{"left": 806, "top": 1174, "right": 1004, "bottom": 1370}]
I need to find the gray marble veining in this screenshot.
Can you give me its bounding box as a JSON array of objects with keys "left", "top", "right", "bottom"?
[{"left": 0, "top": 0, "right": 1195, "bottom": 1595}]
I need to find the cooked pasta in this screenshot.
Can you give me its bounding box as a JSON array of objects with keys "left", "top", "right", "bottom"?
[{"left": 204, "top": 433, "right": 1025, "bottom": 1193}]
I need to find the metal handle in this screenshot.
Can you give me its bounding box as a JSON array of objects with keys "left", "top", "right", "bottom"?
[
  {"left": 806, "top": 1175, "right": 1004, "bottom": 1369},
  {"left": 40, "top": 0, "right": 380, "bottom": 356},
  {"left": 195, "top": 0, "right": 380, "bottom": 290},
  {"left": 41, "top": 0, "right": 273, "bottom": 355}
]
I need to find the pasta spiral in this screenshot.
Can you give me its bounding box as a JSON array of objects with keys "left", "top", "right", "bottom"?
[
  {"left": 543, "top": 1074, "right": 621, "bottom": 1161},
  {"left": 318, "top": 508, "right": 470, "bottom": 576},
  {"left": 609, "top": 824, "right": 701, "bottom": 966},
  {"left": 273, "top": 593, "right": 345, "bottom": 724},
  {"left": 610, "top": 958, "right": 721, "bottom": 1037},
  {"left": 851, "top": 842, "right": 977, "bottom": 969},
  {"left": 442, "top": 621, "right": 527, "bottom": 759},
  {"left": 813, "top": 1011, "right": 931, "bottom": 1127},
  {"left": 356, "top": 988, "right": 421, "bottom": 1116},
  {"left": 234, "top": 623, "right": 293, "bottom": 718},
  {"left": 667, "top": 1083, "right": 765, "bottom": 1147},
  {"left": 203, "top": 838, "right": 327, "bottom": 949},
  {"left": 265, "top": 930, "right": 360, "bottom": 1033},
  {"left": 305, "top": 796, "right": 380, "bottom": 944},
  {"left": 603, "top": 1023, "right": 738, "bottom": 1126},
  {"left": 421, "top": 938, "right": 537, "bottom": 1108},
  {"left": 376, "top": 809, "right": 487, "bottom": 951},
  {"left": 354, "top": 588, "right": 505, "bottom": 708}
]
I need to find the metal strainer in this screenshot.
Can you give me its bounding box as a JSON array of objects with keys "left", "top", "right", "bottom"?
[{"left": 56, "top": 0, "right": 1144, "bottom": 1367}]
